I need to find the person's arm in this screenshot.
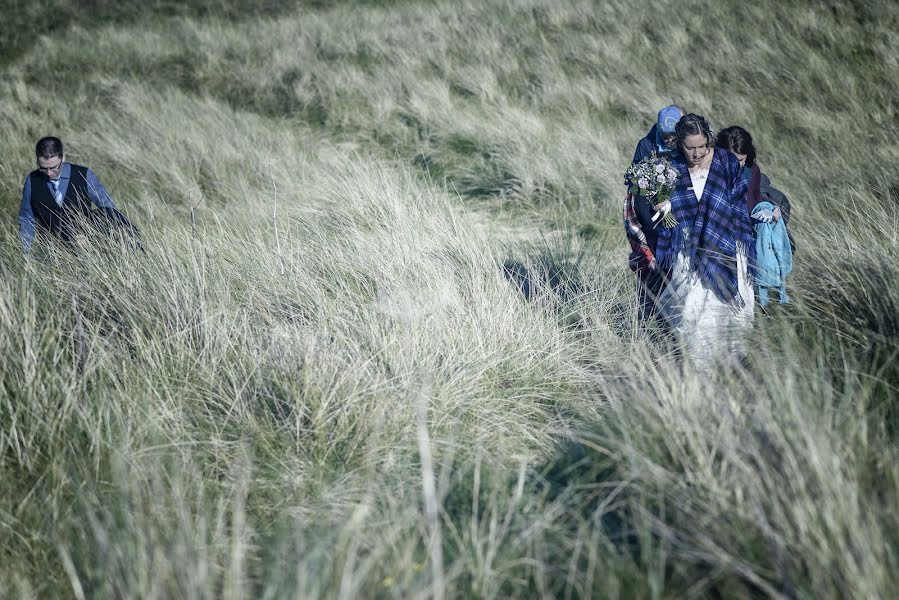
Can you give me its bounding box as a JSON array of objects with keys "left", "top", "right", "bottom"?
[
  {"left": 626, "top": 140, "right": 649, "bottom": 185},
  {"left": 746, "top": 164, "right": 762, "bottom": 215},
  {"left": 85, "top": 168, "right": 118, "bottom": 209},
  {"left": 624, "top": 192, "right": 655, "bottom": 270},
  {"left": 776, "top": 197, "right": 789, "bottom": 225},
  {"left": 632, "top": 137, "right": 652, "bottom": 165},
  {"left": 84, "top": 168, "right": 142, "bottom": 246},
  {"left": 632, "top": 142, "right": 644, "bottom": 165},
  {"left": 726, "top": 154, "right": 754, "bottom": 254},
  {"left": 769, "top": 180, "right": 790, "bottom": 224},
  {"left": 757, "top": 172, "right": 791, "bottom": 223},
  {"left": 18, "top": 176, "right": 36, "bottom": 255}
]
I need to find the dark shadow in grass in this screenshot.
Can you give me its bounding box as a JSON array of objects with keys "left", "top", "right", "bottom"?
[
  {"left": 437, "top": 440, "right": 642, "bottom": 597},
  {"left": 501, "top": 233, "right": 641, "bottom": 338},
  {"left": 799, "top": 256, "right": 899, "bottom": 432},
  {"left": 501, "top": 257, "right": 583, "bottom": 305},
  {"left": 462, "top": 171, "right": 523, "bottom": 199},
  {"left": 534, "top": 432, "right": 799, "bottom": 599},
  {"left": 501, "top": 233, "right": 587, "bottom": 304},
  {"left": 534, "top": 438, "right": 642, "bottom": 560},
  {"left": 502, "top": 248, "right": 588, "bottom": 333}
]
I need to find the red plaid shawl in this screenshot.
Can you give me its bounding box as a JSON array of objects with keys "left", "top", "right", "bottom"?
[
  {"left": 623, "top": 192, "right": 654, "bottom": 270},
  {"left": 655, "top": 148, "right": 755, "bottom": 304}
]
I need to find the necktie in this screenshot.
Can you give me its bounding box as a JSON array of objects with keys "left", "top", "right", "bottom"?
[{"left": 50, "top": 180, "right": 63, "bottom": 206}]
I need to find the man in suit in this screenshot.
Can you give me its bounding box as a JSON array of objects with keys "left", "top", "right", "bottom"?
[{"left": 19, "top": 136, "right": 139, "bottom": 255}]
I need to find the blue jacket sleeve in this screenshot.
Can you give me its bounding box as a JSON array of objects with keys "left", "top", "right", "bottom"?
[
  {"left": 85, "top": 168, "right": 118, "bottom": 209},
  {"left": 19, "top": 176, "right": 35, "bottom": 254},
  {"left": 632, "top": 137, "right": 654, "bottom": 165},
  {"left": 632, "top": 125, "right": 659, "bottom": 165}
]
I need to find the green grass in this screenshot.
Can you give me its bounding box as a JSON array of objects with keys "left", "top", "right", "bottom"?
[{"left": 2, "top": 0, "right": 898, "bottom": 597}]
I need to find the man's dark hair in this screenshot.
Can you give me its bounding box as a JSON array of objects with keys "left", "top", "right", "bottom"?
[
  {"left": 716, "top": 126, "right": 757, "bottom": 167},
  {"left": 35, "top": 136, "right": 64, "bottom": 159}
]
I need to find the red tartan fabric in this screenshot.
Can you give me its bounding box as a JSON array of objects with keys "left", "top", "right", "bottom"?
[{"left": 623, "top": 191, "right": 655, "bottom": 271}]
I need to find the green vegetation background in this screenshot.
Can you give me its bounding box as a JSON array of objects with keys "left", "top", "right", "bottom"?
[{"left": 1, "top": 0, "right": 897, "bottom": 597}]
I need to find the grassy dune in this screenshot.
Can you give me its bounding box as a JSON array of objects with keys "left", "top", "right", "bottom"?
[{"left": 1, "top": 0, "right": 898, "bottom": 597}]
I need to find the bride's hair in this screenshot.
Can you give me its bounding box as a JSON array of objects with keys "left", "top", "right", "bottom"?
[{"left": 674, "top": 113, "right": 715, "bottom": 150}]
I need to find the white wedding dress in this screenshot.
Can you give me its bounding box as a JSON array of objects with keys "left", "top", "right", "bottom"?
[{"left": 657, "top": 167, "right": 754, "bottom": 366}]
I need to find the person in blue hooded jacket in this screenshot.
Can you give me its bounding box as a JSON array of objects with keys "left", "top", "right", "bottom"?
[
  {"left": 624, "top": 104, "right": 685, "bottom": 322},
  {"left": 632, "top": 104, "right": 685, "bottom": 164}
]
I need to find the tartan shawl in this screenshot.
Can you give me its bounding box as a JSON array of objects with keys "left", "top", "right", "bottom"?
[
  {"left": 655, "top": 148, "right": 755, "bottom": 304},
  {"left": 623, "top": 191, "right": 654, "bottom": 270}
]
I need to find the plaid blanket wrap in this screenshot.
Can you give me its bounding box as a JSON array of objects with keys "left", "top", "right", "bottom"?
[
  {"left": 655, "top": 148, "right": 755, "bottom": 304},
  {"left": 623, "top": 191, "right": 654, "bottom": 270}
]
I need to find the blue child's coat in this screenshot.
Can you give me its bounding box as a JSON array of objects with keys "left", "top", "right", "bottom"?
[{"left": 752, "top": 201, "right": 793, "bottom": 306}]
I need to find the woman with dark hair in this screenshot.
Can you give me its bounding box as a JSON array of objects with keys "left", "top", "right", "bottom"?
[
  {"left": 716, "top": 125, "right": 793, "bottom": 229},
  {"left": 654, "top": 114, "right": 756, "bottom": 365},
  {"left": 717, "top": 125, "right": 794, "bottom": 305}
]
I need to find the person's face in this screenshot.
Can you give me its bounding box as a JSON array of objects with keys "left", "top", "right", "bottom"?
[
  {"left": 733, "top": 152, "right": 748, "bottom": 168},
  {"left": 660, "top": 132, "right": 677, "bottom": 149},
  {"left": 37, "top": 154, "right": 64, "bottom": 180},
  {"left": 682, "top": 134, "right": 710, "bottom": 167}
]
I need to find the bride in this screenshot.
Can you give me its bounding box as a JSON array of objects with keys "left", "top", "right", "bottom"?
[{"left": 654, "top": 114, "right": 755, "bottom": 366}]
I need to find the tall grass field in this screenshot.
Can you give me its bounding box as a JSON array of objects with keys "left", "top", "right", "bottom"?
[{"left": 1, "top": 0, "right": 897, "bottom": 597}]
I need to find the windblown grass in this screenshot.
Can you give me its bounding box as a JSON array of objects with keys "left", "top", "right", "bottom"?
[{"left": 1, "top": 0, "right": 897, "bottom": 597}]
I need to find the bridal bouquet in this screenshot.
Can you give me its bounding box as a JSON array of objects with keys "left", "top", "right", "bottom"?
[{"left": 625, "top": 152, "right": 679, "bottom": 227}]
